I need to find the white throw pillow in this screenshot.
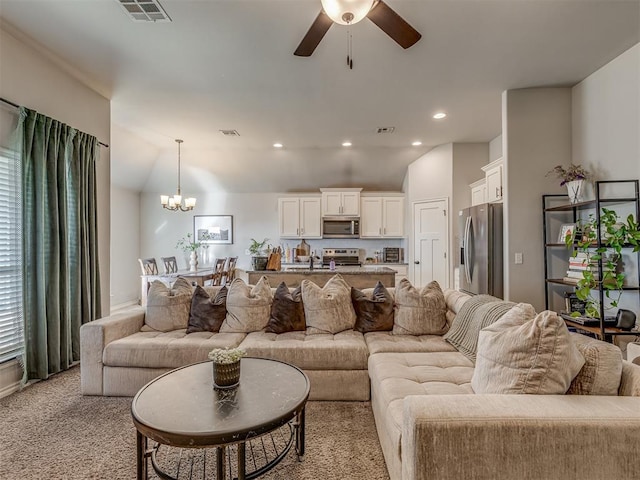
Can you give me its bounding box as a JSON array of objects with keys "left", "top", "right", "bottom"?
[
  {"left": 219, "top": 277, "right": 272, "bottom": 333},
  {"left": 392, "top": 279, "right": 448, "bottom": 335},
  {"left": 301, "top": 274, "right": 356, "bottom": 334},
  {"left": 472, "top": 304, "right": 585, "bottom": 394}
]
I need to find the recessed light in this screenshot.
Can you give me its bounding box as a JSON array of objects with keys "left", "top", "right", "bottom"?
[
  {"left": 342, "top": 141, "right": 352, "bottom": 147},
  {"left": 412, "top": 141, "right": 422, "bottom": 146},
  {"left": 433, "top": 112, "right": 447, "bottom": 119},
  {"left": 273, "top": 143, "right": 283, "bottom": 148}
]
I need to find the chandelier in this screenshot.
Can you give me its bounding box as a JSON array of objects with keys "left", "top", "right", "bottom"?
[
  {"left": 160, "top": 139, "right": 196, "bottom": 212},
  {"left": 320, "top": 0, "right": 374, "bottom": 25}
]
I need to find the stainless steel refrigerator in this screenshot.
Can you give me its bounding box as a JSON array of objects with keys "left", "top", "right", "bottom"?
[{"left": 458, "top": 203, "right": 503, "bottom": 297}]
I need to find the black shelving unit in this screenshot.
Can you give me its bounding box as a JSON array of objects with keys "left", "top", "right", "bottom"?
[{"left": 542, "top": 180, "right": 640, "bottom": 341}]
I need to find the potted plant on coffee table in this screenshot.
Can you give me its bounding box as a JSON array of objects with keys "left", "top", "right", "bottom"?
[
  {"left": 209, "top": 347, "right": 246, "bottom": 389},
  {"left": 247, "top": 237, "right": 269, "bottom": 271}
]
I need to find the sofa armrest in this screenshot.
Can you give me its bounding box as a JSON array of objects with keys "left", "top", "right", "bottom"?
[
  {"left": 402, "top": 394, "right": 640, "bottom": 480},
  {"left": 80, "top": 307, "right": 145, "bottom": 395}
]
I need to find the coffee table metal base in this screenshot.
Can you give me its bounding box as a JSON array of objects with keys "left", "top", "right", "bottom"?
[{"left": 137, "top": 409, "right": 305, "bottom": 480}]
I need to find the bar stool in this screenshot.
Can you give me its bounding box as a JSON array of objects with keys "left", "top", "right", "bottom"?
[
  {"left": 220, "top": 256, "right": 238, "bottom": 286},
  {"left": 210, "top": 258, "right": 226, "bottom": 286}
]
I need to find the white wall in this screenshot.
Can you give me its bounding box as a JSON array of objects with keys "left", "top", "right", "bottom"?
[
  {"left": 110, "top": 186, "right": 141, "bottom": 307},
  {"left": 489, "top": 135, "right": 503, "bottom": 162},
  {"left": 503, "top": 88, "right": 572, "bottom": 310},
  {"left": 0, "top": 25, "right": 111, "bottom": 316},
  {"left": 571, "top": 42, "right": 640, "bottom": 320}
]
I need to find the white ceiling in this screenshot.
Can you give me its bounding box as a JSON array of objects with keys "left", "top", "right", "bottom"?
[{"left": 1, "top": 0, "right": 639, "bottom": 193}]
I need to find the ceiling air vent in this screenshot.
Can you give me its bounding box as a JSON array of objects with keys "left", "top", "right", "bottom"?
[
  {"left": 117, "top": 0, "right": 171, "bottom": 22},
  {"left": 219, "top": 130, "right": 240, "bottom": 137},
  {"left": 376, "top": 127, "right": 396, "bottom": 134}
]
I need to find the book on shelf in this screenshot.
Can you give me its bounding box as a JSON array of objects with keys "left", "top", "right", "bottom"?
[{"left": 562, "top": 276, "right": 580, "bottom": 285}]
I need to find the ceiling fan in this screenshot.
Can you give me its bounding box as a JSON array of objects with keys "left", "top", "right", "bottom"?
[{"left": 294, "top": 0, "right": 421, "bottom": 57}]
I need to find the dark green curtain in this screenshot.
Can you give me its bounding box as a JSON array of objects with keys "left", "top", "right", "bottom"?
[{"left": 18, "top": 107, "right": 101, "bottom": 381}]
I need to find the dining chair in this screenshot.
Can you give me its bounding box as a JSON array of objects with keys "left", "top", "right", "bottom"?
[
  {"left": 210, "top": 258, "right": 227, "bottom": 286},
  {"left": 161, "top": 256, "right": 179, "bottom": 275},
  {"left": 138, "top": 258, "right": 158, "bottom": 275},
  {"left": 221, "top": 256, "right": 238, "bottom": 285}
]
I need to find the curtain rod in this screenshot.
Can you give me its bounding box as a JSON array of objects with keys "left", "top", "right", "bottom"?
[{"left": 0, "top": 97, "right": 109, "bottom": 148}]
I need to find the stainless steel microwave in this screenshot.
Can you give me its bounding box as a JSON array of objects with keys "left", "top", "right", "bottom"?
[{"left": 322, "top": 217, "right": 360, "bottom": 238}]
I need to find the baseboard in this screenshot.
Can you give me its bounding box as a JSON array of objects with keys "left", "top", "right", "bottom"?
[{"left": 0, "top": 359, "right": 23, "bottom": 399}]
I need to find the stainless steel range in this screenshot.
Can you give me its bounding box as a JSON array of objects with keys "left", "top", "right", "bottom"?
[{"left": 321, "top": 248, "right": 361, "bottom": 267}]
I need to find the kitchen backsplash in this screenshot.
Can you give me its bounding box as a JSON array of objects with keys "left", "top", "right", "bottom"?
[{"left": 277, "top": 237, "right": 405, "bottom": 263}]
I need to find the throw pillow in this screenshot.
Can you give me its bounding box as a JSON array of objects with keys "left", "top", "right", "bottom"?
[
  {"left": 219, "top": 277, "right": 273, "bottom": 333},
  {"left": 567, "top": 333, "right": 623, "bottom": 395},
  {"left": 443, "top": 295, "right": 515, "bottom": 361},
  {"left": 301, "top": 274, "right": 356, "bottom": 334},
  {"left": 186, "top": 285, "right": 228, "bottom": 333},
  {"left": 392, "top": 279, "right": 448, "bottom": 335},
  {"left": 145, "top": 277, "right": 193, "bottom": 332},
  {"left": 472, "top": 306, "right": 585, "bottom": 394},
  {"left": 351, "top": 282, "right": 394, "bottom": 333},
  {"left": 265, "top": 282, "right": 306, "bottom": 333}
]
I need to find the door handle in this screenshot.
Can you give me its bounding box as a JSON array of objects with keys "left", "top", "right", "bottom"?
[
  {"left": 414, "top": 261, "right": 420, "bottom": 264},
  {"left": 463, "top": 216, "right": 472, "bottom": 284}
]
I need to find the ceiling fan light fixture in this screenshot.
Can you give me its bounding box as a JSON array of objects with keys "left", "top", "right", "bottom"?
[{"left": 320, "top": 0, "right": 374, "bottom": 25}]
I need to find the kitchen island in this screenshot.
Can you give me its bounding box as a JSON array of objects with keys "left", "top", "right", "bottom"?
[{"left": 240, "top": 266, "right": 397, "bottom": 289}]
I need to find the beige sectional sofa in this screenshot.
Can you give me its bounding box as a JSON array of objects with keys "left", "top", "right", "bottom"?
[{"left": 80, "top": 278, "right": 640, "bottom": 480}]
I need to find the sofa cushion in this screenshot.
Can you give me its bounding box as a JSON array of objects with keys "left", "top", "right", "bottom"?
[
  {"left": 144, "top": 277, "right": 193, "bottom": 332},
  {"left": 103, "top": 330, "right": 246, "bottom": 369},
  {"left": 392, "top": 279, "right": 448, "bottom": 335},
  {"left": 443, "top": 295, "right": 515, "bottom": 361},
  {"left": 364, "top": 332, "right": 458, "bottom": 355},
  {"left": 302, "top": 274, "right": 357, "bottom": 334},
  {"left": 187, "top": 285, "right": 227, "bottom": 333},
  {"left": 472, "top": 306, "right": 585, "bottom": 394},
  {"left": 239, "top": 330, "right": 369, "bottom": 370},
  {"left": 220, "top": 277, "right": 272, "bottom": 333},
  {"left": 265, "top": 283, "right": 306, "bottom": 334},
  {"left": 351, "top": 282, "right": 395, "bottom": 333},
  {"left": 568, "top": 333, "right": 623, "bottom": 395}
]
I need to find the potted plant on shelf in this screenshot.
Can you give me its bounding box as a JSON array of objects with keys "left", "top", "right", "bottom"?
[
  {"left": 208, "top": 347, "right": 246, "bottom": 389},
  {"left": 247, "top": 237, "right": 269, "bottom": 271},
  {"left": 565, "top": 208, "right": 640, "bottom": 319},
  {"left": 546, "top": 163, "right": 592, "bottom": 204},
  {"left": 176, "top": 232, "right": 210, "bottom": 272}
]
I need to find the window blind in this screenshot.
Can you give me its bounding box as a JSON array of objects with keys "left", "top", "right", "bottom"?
[{"left": 0, "top": 147, "right": 23, "bottom": 364}]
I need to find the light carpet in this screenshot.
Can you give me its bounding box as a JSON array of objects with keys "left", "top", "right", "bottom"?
[{"left": 0, "top": 365, "right": 390, "bottom": 480}]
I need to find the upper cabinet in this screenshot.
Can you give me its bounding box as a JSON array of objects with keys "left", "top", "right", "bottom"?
[
  {"left": 360, "top": 194, "right": 404, "bottom": 238},
  {"left": 278, "top": 196, "right": 322, "bottom": 239},
  {"left": 320, "top": 188, "right": 362, "bottom": 216},
  {"left": 482, "top": 158, "right": 503, "bottom": 203},
  {"left": 469, "top": 178, "right": 487, "bottom": 206}
]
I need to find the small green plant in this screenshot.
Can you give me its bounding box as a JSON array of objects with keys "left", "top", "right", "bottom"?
[
  {"left": 248, "top": 238, "right": 269, "bottom": 256},
  {"left": 208, "top": 347, "right": 246, "bottom": 364},
  {"left": 567, "top": 208, "right": 640, "bottom": 318},
  {"left": 176, "top": 232, "right": 210, "bottom": 252}
]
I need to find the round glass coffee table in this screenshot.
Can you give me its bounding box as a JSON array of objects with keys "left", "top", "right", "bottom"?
[{"left": 131, "top": 358, "right": 310, "bottom": 480}]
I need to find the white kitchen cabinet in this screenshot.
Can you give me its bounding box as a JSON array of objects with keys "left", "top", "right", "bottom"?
[
  {"left": 469, "top": 178, "right": 487, "bottom": 206},
  {"left": 320, "top": 188, "right": 362, "bottom": 216},
  {"left": 482, "top": 158, "right": 503, "bottom": 203},
  {"left": 360, "top": 195, "right": 404, "bottom": 238},
  {"left": 278, "top": 196, "right": 321, "bottom": 238}
]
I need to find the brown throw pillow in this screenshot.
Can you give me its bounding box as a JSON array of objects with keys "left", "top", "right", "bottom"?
[
  {"left": 392, "top": 279, "right": 448, "bottom": 335},
  {"left": 265, "top": 283, "right": 306, "bottom": 333},
  {"left": 145, "top": 277, "right": 193, "bottom": 332},
  {"left": 186, "top": 285, "right": 228, "bottom": 333},
  {"left": 351, "top": 282, "right": 394, "bottom": 333}
]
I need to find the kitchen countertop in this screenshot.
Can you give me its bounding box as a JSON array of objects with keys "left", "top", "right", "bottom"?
[
  {"left": 241, "top": 266, "right": 397, "bottom": 288},
  {"left": 248, "top": 266, "right": 398, "bottom": 274}
]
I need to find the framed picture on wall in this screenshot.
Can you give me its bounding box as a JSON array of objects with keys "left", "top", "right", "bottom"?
[
  {"left": 558, "top": 223, "right": 576, "bottom": 244},
  {"left": 194, "top": 215, "right": 233, "bottom": 245}
]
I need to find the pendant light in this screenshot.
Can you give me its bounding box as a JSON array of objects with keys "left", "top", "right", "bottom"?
[{"left": 160, "top": 139, "right": 196, "bottom": 212}]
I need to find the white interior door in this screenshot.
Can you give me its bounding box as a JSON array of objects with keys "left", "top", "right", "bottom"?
[{"left": 413, "top": 199, "right": 449, "bottom": 288}]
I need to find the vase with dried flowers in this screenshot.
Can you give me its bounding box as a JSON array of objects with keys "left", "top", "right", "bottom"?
[
  {"left": 208, "top": 347, "right": 246, "bottom": 389},
  {"left": 546, "top": 164, "right": 592, "bottom": 204}
]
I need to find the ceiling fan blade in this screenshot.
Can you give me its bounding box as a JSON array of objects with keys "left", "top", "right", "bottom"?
[
  {"left": 367, "top": 0, "right": 421, "bottom": 49},
  {"left": 294, "top": 11, "right": 334, "bottom": 57}
]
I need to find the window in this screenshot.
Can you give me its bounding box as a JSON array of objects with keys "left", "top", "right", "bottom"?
[{"left": 0, "top": 147, "right": 23, "bottom": 364}]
